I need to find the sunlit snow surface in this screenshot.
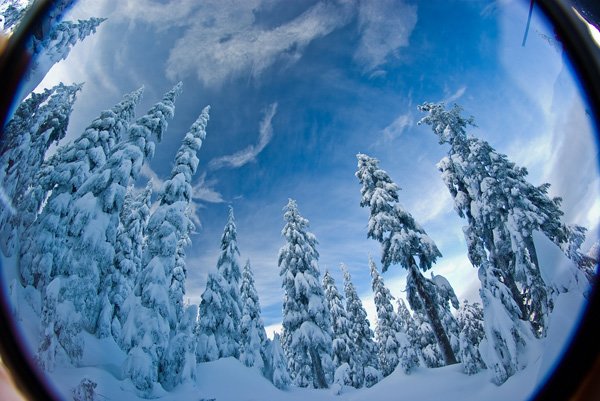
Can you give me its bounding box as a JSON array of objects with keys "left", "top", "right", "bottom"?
[{"left": 2, "top": 251, "right": 587, "bottom": 401}]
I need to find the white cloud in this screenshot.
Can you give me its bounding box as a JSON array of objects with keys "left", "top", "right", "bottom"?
[
  {"left": 100, "top": 0, "right": 418, "bottom": 86},
  {"left": 441, "top": 86, "right": 467, "bottom": 104},
  {"left": 164, "top": 1, "right": 354, "bottom": 86},
  {"left": 354, "top": 0, "right": 417, "bottom": 71},
  {"left": 108, "top": 0, "right": 199, "bottom": 28},
  {"left": 191, "top": 172, "right": 225, "bottom": 204},
  {"left": 209, "top": 102, "right": 278, "bottom": 170},
  {"left": 381, "top": 112, "right": 413, "bottom": 142},
  {"left": 406, "top": 177, "right": 453, "bottom": 225}
]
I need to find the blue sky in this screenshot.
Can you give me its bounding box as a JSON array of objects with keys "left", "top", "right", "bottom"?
[{"left": 38, "top": 0, "right": 599, "bottom": 334}]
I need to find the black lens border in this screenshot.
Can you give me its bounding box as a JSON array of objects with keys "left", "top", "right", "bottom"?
[
  {"left": 0, "top": 0, "right": 65, "bottom": 398},
  {"left": 0, "top": 1, "right": 598, "bottom": 400}
]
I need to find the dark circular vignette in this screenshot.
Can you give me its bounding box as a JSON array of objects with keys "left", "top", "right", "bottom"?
[
  {"left": 0, "top": 1, "right": 598, "bottom": 400},
  {"left": 0, "top": 3, "right": 63, "bottom": 400},
  {"left": 531, "top": 1, "right": 600, "bottom": 400}
]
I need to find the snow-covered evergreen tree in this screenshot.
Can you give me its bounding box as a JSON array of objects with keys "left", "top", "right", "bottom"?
[
  {"left": 414, "top": 314, "right": 444, "bottom": 368},
  {"left": 419, "top": 102, "right": 589, "bottom": 333},
  {"left": 35, "top": 84, "right": 180, "bottom": 374},
  {"left": 21, "top": 16, "right": 106, "bottom": 101},
  {"left": 395, "top": 298, "right": 432, "bottom": 366},
  {"left": 342, "top": 266, "right": 380, "bottom": 387},
  {"left": 417, "top": 102, "right": 587, "bottom": 382},
  {"left": 356, "top": 153, "right": 458, "bottom": 366},
  {"left": 196, "top": 272, "right": 223, "bottom": 362},
  {"left": 2, "top": 0, "right": 73, "bottom": 35},
  {"left": 561, "top": 225, "right": 597, "bottom": 284},
  {"left": 584, "top": 240, "right": 599, "bottom": 283},
  {"left": 3, "top": 0, "right": 85, "bottom": 101},
  {"left": 278, "top": 199, "right": 333, "bottom": 388},
  {"left": 369, "top": 258, "right": 418, "bottom": 376},
  {"left": 404, "top": 266, "right": 461, "bottom": 366},
  {"left": 72, "top": 378, "right": 99, "bottom": 401},
  {"left": 0, "top": 86, "right": 53, "bottom": 159},
  {"left": 431, "top": 273, "right": 461, "bottom": 356},
  {"left": 0, "top": 0, "right": 27, "bottom": 34},
  {"left": 240, "top": 259, "right": 269, "bottom": 372},
  {"left": 196, "top": 205, "right": 243, "bottom": 361},
  {"left": 479, "top": 262, "right": 530, "bottom": 384},
  {"left": 322, "top": 270, "right": 353, "bottom": 390},
  {"left": 122, "top": 102, "right": 209, "bottom": 391},
  {"left": 169, "top": 237, "right": 189, "bottom": 325},
  {"left": 457, "top": 300, "right": 486, "bottom": 375},
  {"left": 0, "top": 82, "right": 81, "bottom": 257},
  {"left": 109, "top": 182, "right": 152, "bottom": 342},
  {"left": 270, "top": 333, "right": 292, "bottom": 390},
  {"left": 159, "top": 304, "right": 198, "bottom": 390},
  {"left": 36, "top": 276, "right": 84, "bottom": 372},
  {"left": 19, "top": 87, "right": 143, "bottom": 289},
  {"left": 67, "top": 82, "right": 181, "bottom": 334}
]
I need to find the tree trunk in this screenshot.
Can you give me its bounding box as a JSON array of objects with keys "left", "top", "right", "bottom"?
[
  {"left": 524, "top": 235, "right": 551, "bottom": 337},
  {"left": 308, "top": 347, "right": 328, "bottom": 389},
  {"left": 408, "top": 262, "right": 457, "bottom": 366},
  {"left": 486, "top": 228, "right": 528, "bottom": 321}
]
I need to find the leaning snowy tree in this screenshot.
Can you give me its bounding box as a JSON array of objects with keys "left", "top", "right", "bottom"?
[
  {"left": 369, "top": 258, "right": 418, "bottom": 376},
  {"left": 21, "top": 13, "right": 106, "bottom": 101},
  {"left": 122, "top": 103, "right": 210, "bottom": 391},
  {"left": 417, "top": 102, "right": 591, "bottom": 383},
  {"left": 36, "top": 84, "right": 181, "bottom": 373},
  {"left": 239, "top": 259, "right": 269, "bottom": 372},
  {"left": 356, "top": 153, "right": 459, "bottom": 366},
  {"left": 19, "top": 86, "right": 143, "bottom": 290},
  {"left": 196, "top": 205, "right": 243, "bottom": 362},
  {"left": 0, "top": 1, "right": 27, "bottom": 33},
  {"left": 429, "top": 272, "right": 461, "bottom": 356},
  {"left": 2, "top": 0, "right": 103, "bottom": 103},
  {"left": 342, "top": 265, "right": 381, "bottom": 388},
  {"left": 0, "top": 82, "right": 81, "bottom": 257},
  {"left": 322, "top": 270, "right": 353, "bottom": 391},
  {"left": 278, "top": 199, "right": 333, "bottom": 389},
  {"left": 419, "top": 102, "right": 590, "bottom": 336}
]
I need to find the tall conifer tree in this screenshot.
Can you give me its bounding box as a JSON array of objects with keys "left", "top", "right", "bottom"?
[
  {"left": 122, "top": 103, "right": 209, "bottom": 391},
  {"left": 356, "top": 153, "right": 458, "bottom": 366},
  {"left": 370, "top": 258, "right": 418, "bottom": 376},
  {"left": 342, "top": 266, "right": 381, "bottom": 387},
  {"left": 239, "top": 259, "right": 269, "bottom": 371},
  {"left": 19, "top": 87, "right": 143, "bottom": 289},
  {"left": 278, "top": 199, "right": 333, "bottom": 388},
  {"left": 322, "top": 270, "right": 353, "bottom": 390},
  {"left": 0, "top": 83, "right": 81, "bottom": 257},
  {"left": 197, "top": 206, "right": 243, "bottom": 361},
  {"left": 417, "top": 102, "right": 580, "bottom": 383}
]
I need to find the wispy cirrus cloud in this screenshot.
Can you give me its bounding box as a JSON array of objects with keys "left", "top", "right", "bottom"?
[
  {"left": 381, "top": 112, "right": 413, "bottom": 142},
  {"left": 209, "top": 102, "right": 278, "bottom": 170},
  {"left": 192, "top": 172, "right": 225, "bottom": 204},
  {"left": 165, "top": 1, "right": 354, "bottom": 86},
  {"left": 441, "top": 85, "right": 467, "bottom": 104},
  {"left": 354, "top": 0, "right": 418, "bottom": 71},
  {"left": 103, "top": 0, "right": 418, "bottom": 86}
]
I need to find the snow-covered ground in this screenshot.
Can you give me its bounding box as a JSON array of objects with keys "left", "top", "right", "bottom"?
[{"left": 4, "top": 260, "right": 587, "bottom": 401}]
